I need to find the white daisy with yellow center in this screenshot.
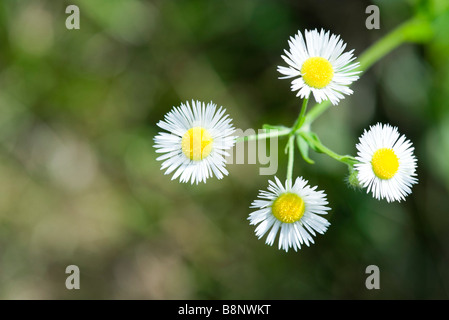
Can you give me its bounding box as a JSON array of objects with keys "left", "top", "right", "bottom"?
[
  {"left": 277, "top": 29, "right": 361, "bottom": 105},
  {"left": 354, "top": 123, "right": 418, "bottom": 202},
  {"left": 249, "top": 177, "right": 331, "bottom": 252},
  {"left": 154, "top": 100, "right": 236, "bottom": 184}
]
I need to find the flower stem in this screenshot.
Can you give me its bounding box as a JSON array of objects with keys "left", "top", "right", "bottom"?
[
  {"left": 298, "top": 131, "right": 358, "bottom": 166},
  {"left": 286, "top": 135, "right": 295, "bottom": 182},
  {"left": 358, "top": 17, "right": 433, "bottom": 72},
  {"left": 291, "top": 98, "right": 309, "bottom": 135},
  {"left": 236, "top": 127, "right": 291, "bottom": 143}
]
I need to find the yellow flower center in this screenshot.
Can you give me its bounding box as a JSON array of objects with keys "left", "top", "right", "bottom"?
[
  {"left": 271, "top": 193, "right": 305, "bottom": 223},
  {"left": 181, "top": 127, "right": 213, "bottom": 161},
  {"left": 301, "top": 57, "right": 334, "bottom": 89},
  {"left": 371, "top": 148, "right": 399, "bottom": 180}
]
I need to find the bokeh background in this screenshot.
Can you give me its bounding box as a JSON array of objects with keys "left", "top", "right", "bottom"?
[{"left": 0, "top": 0, "right": 448, "bottom": 299}]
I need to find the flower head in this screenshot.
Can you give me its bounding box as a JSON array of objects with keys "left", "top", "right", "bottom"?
[
  {"left": 249, "top": 176, "right": 331, "bottom": 252},
  {"left": 354, "top": 123, "right": 418, "bottom": 202},
  {"left": 154, "top": 100, "right": 236, "bottom": 184},
  {"left": 277, "top": 29, "right": 361, "bottom": 105}
]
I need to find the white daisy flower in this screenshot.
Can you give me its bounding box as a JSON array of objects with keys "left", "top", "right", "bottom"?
[
  {"left": 249, "top": 176, "right": 331, "bottom": 252},
  {"left": 354, "top": 123, "right": 418, "bottom": 202},
  {"left": 153, "top": 100, "right": 236, "bottom": 184},
  {"left": 277, "top": 28, "right": 361, "bottom": 105}
]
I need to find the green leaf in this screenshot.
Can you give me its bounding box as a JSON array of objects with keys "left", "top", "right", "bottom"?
[
  {"left": 300, "top": 131, "right": 322, "bottom": 153},
  {"left": 296, "top": 135, "right": 315, "bottom": 164},
  {"left": 284, "top": 140, "right": 290, "bottom": 154}
]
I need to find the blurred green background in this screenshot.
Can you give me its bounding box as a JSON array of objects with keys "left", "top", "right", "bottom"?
[{"left": 0, "top": 0, "right": 448, "bottom": 299}]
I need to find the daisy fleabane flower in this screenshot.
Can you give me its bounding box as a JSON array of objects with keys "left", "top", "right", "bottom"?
[
  {"left": 153, "top": 100, "right": 236, "bottom": 184},
  {"left": 249, "top": 176, "right": 331, "bottom": 252},
  {"left": 277, "top": 29, "right": 361, "bottom": 105},
  {"left": 354, "top": 123, "right": 418, "bottom": 202}
]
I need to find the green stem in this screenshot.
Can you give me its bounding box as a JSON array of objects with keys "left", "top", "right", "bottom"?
[
  {"left": 358, "top": 17, "right": 433, "bottom": 72},
  {"left": 290, "top": 98, "right": 309, "bottom": 134},
  {"left": 236, "top": 127, "right": 290, "bottom": 143},
  {"left": 286, "top": 135, "right": 295, "bottom": 182},
  {"left": 299, "top": 131, "right": 358, "bottom": 166},
  {"left": 304, "top": 17, "right": 431, "bottom": 126}
]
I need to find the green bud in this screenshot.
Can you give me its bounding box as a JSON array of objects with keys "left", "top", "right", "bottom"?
[{"left": 346, "top": 166, "right": 362, "bottom": 190}]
